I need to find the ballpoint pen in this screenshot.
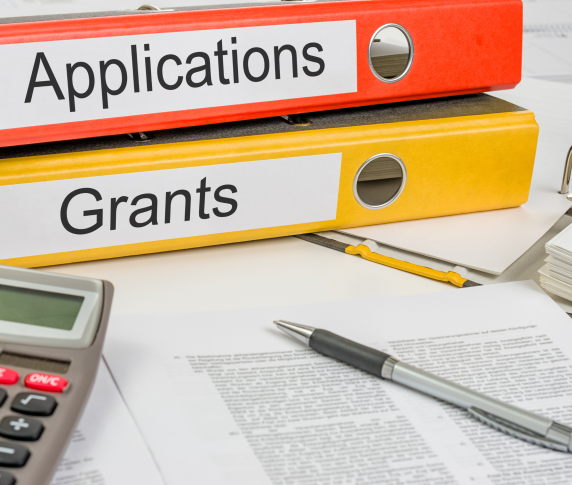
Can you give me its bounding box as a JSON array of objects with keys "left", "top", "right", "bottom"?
[{"left": 273, "top": 320, "right": 572, "bottom": 452}]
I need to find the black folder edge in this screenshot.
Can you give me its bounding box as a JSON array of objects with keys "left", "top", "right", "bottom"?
[{"left": 0, "top": 94, "right": 526, "bottom": 160}]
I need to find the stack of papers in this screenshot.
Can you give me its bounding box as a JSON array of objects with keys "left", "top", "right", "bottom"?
[{"left": 539, "top": 222, "right": 572, "bottom": 299}]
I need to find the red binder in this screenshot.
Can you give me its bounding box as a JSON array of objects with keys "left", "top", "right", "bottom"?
[{"left": 0, "top": 0, "right": 522, "bottom": 147}]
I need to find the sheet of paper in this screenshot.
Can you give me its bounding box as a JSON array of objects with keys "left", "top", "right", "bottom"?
[
  {"left": 104, "top": 281, "right": 572, "bottom": 485},
  {"left": 343, "top": 78, "right": 572, "bottom": 275},
  {"left": 523, "top": 0, "right": 572, "bottom": 81},
  {"left": 50, "top": 361, "right": 164, "bottom": 485}
]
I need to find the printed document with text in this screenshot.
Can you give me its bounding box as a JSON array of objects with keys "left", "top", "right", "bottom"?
[
  {"left": 104, "top": 281, "right": 572, "bottom": 484},
  {"left": 50, "top": 361, "right": 164, "bottom": 485}
]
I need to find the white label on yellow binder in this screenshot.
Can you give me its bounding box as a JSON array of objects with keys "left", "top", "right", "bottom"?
[
  {"left": 0, "top": 153, "right": 342, "bottom": 259},
  {"left": 0, "top": 21, "right": 357, "bottom": 130}
]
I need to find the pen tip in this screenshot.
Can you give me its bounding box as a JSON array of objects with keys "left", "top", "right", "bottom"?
[{"left": 272, "top": 320, "right": 315, "bottom": 344}]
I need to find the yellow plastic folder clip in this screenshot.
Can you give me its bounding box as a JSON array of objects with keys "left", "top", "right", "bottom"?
[
  {"left": 345, "top": 244, "right": 470, "bottom": 288},
  {"left": 296, "top": 233, "right": 481, "bottom": 288}
]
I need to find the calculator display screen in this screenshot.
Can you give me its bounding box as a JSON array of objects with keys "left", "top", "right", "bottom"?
[{"left": 0, "top": 284, "right": 84, "bottom": 331}]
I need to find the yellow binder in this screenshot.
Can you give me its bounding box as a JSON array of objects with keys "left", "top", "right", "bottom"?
[{"left": 0, "top": 94, "right": 538, "bottom": 268}]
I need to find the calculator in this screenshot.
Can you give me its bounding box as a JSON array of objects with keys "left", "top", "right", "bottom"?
[{"left": 0, "top": 264, "right": 113, "bottom": 485}]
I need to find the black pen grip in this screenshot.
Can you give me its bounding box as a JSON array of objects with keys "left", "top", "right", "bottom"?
[{"left": 309, "top": 329, "right": 390, "bottom": 377}]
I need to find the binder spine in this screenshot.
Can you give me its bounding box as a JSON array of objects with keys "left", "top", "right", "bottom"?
[
  {"left": 0, "top": 103, "right": 538, "bottom": 268},
  {"left": 0, "top": 0, "right": 522, "bottom": 146}
]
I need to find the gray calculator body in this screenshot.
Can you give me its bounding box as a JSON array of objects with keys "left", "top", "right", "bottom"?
[{"left": 0, "top": 265, "right": 113, "bottom": 485}]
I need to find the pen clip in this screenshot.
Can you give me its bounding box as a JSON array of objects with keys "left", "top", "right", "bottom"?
[{"left": 468, "top": 407, "right": 570, "bottom": 452}]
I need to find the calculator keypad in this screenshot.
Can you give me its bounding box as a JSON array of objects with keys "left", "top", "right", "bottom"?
[
  {"left": 0, "top": 359, "right": 73, "bottom": 483},
  {"left": 0, "top": 471, "right": 15, "bottom": 485},
  {"left": 0, "top": 417, "right": 43, "bottom": 442},
  {"left": 0, "top": 442, "right": 29, "bottom": 467},
  {"left": 11, "top": 393, "right": 57, "bottom": 417}
]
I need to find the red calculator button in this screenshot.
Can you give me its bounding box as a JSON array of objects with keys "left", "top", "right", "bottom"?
[
  {"left": 24, "top": 373, "right": 67, "bottom": 393},
  {"left": 0, "top": 368, "right": 19, "bottom": 385}
]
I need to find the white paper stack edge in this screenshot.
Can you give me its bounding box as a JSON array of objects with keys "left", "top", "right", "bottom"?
[{"left": 539, "top": 222, "right": 572, "bottom": 300}]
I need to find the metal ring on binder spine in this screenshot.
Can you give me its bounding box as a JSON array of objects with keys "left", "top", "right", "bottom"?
[
  {"left": 136, "top": 5, "right": 174, "bottom": 11},
  {"left": 368, "top": 24, "right": 414, "bottom": 84},
  {"left": 353, "top": 153, "right": 407, "bottom": 210}
]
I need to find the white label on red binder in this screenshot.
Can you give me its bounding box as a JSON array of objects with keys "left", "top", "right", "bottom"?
[
  {"left": 0, "top": 21, "right": 357, "bottom": 130},
  {"left": 0, "top": 153, "right": 342, "bottom": 259}
]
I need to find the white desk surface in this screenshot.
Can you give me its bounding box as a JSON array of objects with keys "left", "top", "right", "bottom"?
[{"left": 43, "top": 237, "right": 452, "bottom": 316}]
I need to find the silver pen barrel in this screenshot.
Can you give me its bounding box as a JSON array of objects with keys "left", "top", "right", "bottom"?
[
  {"left": 388, "top": 360, "right": 552, "bottom": 436},
  {"left": 275, "top": 321, "right": 572, "bottom": 452},
  {"left": 389, "top": 360, "right": 572, "bottom": 451}
]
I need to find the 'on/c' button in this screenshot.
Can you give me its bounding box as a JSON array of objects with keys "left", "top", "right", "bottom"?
[{"left": 24, "top": 373, "right": 68, "bottom": 393}]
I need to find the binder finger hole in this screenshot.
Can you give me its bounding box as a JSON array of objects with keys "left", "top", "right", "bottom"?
[
  {"left": 369, "top": 24, "right": 413, "bottom": 83},
  {"left": 354, "top": 154, "right": 406, "bottom": 209}
]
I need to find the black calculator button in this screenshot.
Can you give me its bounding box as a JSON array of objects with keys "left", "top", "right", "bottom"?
[
  {"left": 0, "top": 442, "right": 29, "bottom": 467},
  {"left": 11, "top": 393, "right": 57, "bottom": 417},
  {"left": 0, "top": 416, "right": 43, "bottom": 441},
  {"left": 0, "top": 390, "right": 6, "bottom": 408},
  {"left": 0, "top": 470, "right": 16, "bottom": 485}
]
